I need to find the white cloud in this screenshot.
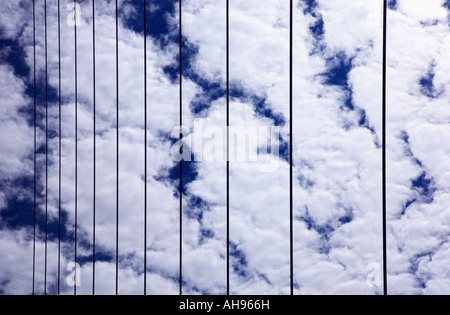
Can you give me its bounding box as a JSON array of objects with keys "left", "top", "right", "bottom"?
[
  {"left": 0, "top": 0, "right": 30, "bottom": 41},
  {"left": 397, "top": 0, "right": 448, "bottom": 22},
  {"left": 1, "top": 0, "right": 450, "bottom": 295},
  {"left": 0, "top": 65, "right": 33, "bottom": 182},
  {"left": 320, "top": 0, "right": 383, "bottom": 55},
  {"left": 385, "top": 0, "right": 450, "bottom": 294}
]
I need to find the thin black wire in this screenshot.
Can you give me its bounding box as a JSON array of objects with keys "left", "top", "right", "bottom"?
[
  {"left": 289, "top": 0, "right": 294, "bottom": 296},
  {"left": 115, "top": 0, "right": 120, "bottom": 296},
  {"left": 382, "top": 0, "right": 388, "bottom": 296},
  {"left": 179, "top": 0, "right": 183, "bottom": 297},
  {"left": 57, "top": 0, "right": 62, "bottom": 296},
  {"left": 144, "top": 0, "right": 148, "bottom": 296},
  {"left": 92, "top": 0, "right": 97, "bottom": 296},
  {"left": 44, "top": 0, "right": 48, "bottom": 296},
  {"left": 74, "top": 0, "right": 79, "bottom": 296},
  {"left": 32, "top": 0, "right": 37, "bottom": 296},
  {"left": 226, "top": 0, "right": 230, "bottom": 297}
]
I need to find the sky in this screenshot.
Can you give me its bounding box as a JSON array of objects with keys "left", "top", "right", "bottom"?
[{"left": 0, "top": 0, "right": 449, "bottom": 295}]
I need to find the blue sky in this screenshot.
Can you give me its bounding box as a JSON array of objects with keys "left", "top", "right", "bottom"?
[{"left": 0, "top": 0, "right": 450, "bottom": 295}]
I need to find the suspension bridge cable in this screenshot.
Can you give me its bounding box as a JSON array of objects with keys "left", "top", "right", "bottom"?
[
  {"left": 226, "top": 0, "right": 230, "bottom": 296},
  {"left": 178, "top": 0, "right": 183, "bottom": 295},
  {"left": 57, "top": 0, "right": 62, "bottom": 296},
  {"left": 144, "top": 0, "right": 148, "bottom": 296},
  {"left": 290, "top": 0, "right": 294, "bottom": 296},
  {"left": 32, "top": 0, "right": 37, "bottom": 296},
  {"left": 382, "top": 0, "right": 388, "bottom": 296},
  {"left": 179, "top": 0, "right": 183, "bottom": 296},
  {"left": 74, "top": 0, "right": 79, "bottom": 296},
  {"left": 44, "top": 0, "right": 48, "bottom": 296},
  {"left": 115, "top": 0, "right": 120, "bottom": 295},
  {"left": 92, "top": 0, "right": 97, "bottom": 296}
]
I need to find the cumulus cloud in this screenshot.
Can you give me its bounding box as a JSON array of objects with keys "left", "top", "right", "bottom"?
[
  {"left": 0, "top": 64, "right": 33, "bottom": 182},
  {"left": 0, "top": 0, "right": 449, "bottom": 296}
]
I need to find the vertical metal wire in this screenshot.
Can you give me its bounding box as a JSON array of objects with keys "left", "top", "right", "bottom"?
[
  {"left": 57, "top": 0, "right": 62, "bottom": 296},
  {"left": 92, "top": 0, "right": 97, "bottom": 296},
  {"left": 382, "top": 0, "right": 388, "bottom": 296},
  {"left": 44, "top": 0, "right": 48, "bottom": 296},
  {"left": 289, "top": 0, "right": 294, "bottom": 296},
  {"left": 32, "top": 0, "right": 37, "bottom": 296},
  {"left": 179, "top": 0, "right": 183, "bottom": 297},
  {"left": 144, "top": 0, "right": 148, "bottom": 296},
  {"left": 74, "top": 0, "right": 79, "bottom": 296},
  {"left": 115, "top": 0, "right": 120, "bottom": 296},
  {"left": 226, "top": 0, "right": 230, "bottom": 297}
]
